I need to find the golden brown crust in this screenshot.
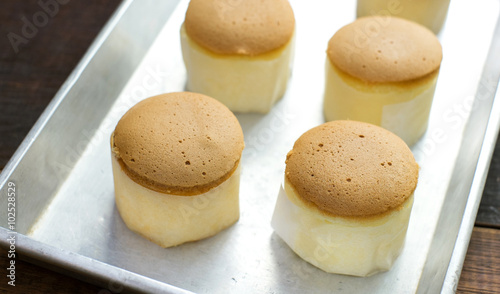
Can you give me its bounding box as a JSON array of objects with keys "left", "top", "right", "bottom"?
[
  {"left": 111, "top": 92, "right": 244, "bottom": 196},
  {"left": 285, "top": 120, "right": 418, "bottom": 217},
  {"left": 327, "top": 16, "right": 442, "bottom": 83},
  {"left": 184, "top": 0, "right": 295, "bottom": 56}
]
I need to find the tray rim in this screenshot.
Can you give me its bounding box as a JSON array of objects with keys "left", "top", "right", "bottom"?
[
  {"left": 441, "top": 81, "right": 500, "bottom": 293},
  {"left": 1, "top": 0, "right": 500, "bottom": 293},
  {"left": 0, "top": 0, "right": 127, "bottom": 188},
  {"left": 440, "top": 27, "right": 500, "bottom": 292},
  {"left": 0, "top": 0, "right": 185, "bottom": 293},
  {"left": 0, "top": 227, "right": 191, "bottom": 294}
]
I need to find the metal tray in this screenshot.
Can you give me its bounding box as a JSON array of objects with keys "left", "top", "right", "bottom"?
[{"left": 1, "top": 0, "right": 500, "bottom": 293}]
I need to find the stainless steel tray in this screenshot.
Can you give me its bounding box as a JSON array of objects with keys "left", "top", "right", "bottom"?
[{"left": 1, "top": 0, "right": 500, "bottom": 293}]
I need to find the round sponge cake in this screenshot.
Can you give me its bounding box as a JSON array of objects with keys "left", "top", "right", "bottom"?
[
  {"left": 327, "top": 16, "right": 442, "bottom": 83},
  {"left": 111, "top": 92, "right": 244, "bottom": 247},
  {"left": 271, "top": 120, "right": 419, "bottom": 276},
  {"left": 323, "top": 16, "right": 442, "bottom": 146},
  {"left": 181, "top": 0, "right": 295, "bottom": 113},
  {"left": 285, "top": 120, "right": 418, "bottom": 217},
  {"left": 184, "top": 0, "right": 294, "bottom": 56},
  {"left": 113, "top": 92, "right": 243, "bottom": 195}
]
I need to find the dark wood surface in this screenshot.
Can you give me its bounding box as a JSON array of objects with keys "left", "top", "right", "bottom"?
[
  {"left": 0, "top": 1, "right": 122, "bottom": 293},
  {"left": 0, "top": 1, "right": 499, "bottom": 293}
]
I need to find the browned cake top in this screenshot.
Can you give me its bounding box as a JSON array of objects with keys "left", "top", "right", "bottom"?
[
  {"left": 327, "top": 16, "right": 442, "bottom": 83},
  {"left": 184, "top": 0, "right": 295, "bottom": 56},
  {"left": 285, "top": 120, "right": 418, "bottom": 217},
  {"left": 112, "top": 92, "right": 244, "bottom": 195}
]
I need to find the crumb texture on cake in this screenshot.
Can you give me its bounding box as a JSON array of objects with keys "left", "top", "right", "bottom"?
[
  {"left": 112, "top": 92, "right": 244, "bottom": 195},
  {"left": 327, "top": 16, "right": 442, "bottom": 83},
  {"left": 285, "top": 120, "right": 418, "bottom": 217},
  {"left": 184, "top": 0, "right": 295, "bottom": 56}
]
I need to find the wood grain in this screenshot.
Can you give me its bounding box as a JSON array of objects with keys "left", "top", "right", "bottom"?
[
  {"left": 457, "top": 227, "right": 500, "bottom": 293},
  {"left": 0, "top": 247, "right": 102, "bottom": 293},
  {"left": 0, "top": 0, "right": 122, "bottom": 168},
  {"left": 0, "top": 0, "right": 121, "bottom": 293},
  {"left": 477, "top": 134, "right": 500, "bottom": 228},
  {"left": 0, "top": 0, "right": 499, "bottom": 293}
]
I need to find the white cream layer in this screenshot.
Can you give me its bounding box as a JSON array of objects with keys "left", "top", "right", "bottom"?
[
  {"left": 112, "top": 155, "right": 240, "bottom": 248},
  {"left": 323, "top": 61, "right": 438, "bottom": 146},
  {"left": 271, "top": 179, "right": 414, "bottom": 277},
  {"left": 180, "top": 25, "right": 294, "bottom": 113}
]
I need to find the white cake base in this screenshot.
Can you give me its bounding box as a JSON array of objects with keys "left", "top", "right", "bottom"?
[
  {"left": 271, "top": 180, "right": 414, "bottom": 277},
  {"left": 111, "top": 156, "right": 240, "bottom": 248},
  {"left": 356, "top": 0, "right": 450, "bottom": 34},
  {"left": 180, "top": 25, "right": 294, "bottom": 113},
  {"left": 323, "top": 61, "right": 438, "bottom": 146}
]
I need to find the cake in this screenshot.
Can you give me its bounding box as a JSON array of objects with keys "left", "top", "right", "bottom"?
[
  {"left": 271, "top": 120, "right": 419, "bottom": 276},
  {"left": 181, "top": 0, "right": 295, "bottom": 113},
  {"left": 356, "top": 0, "right": 451, "bottom": 34},
  {"left": 323, "top": 16, "right": 442, "bottom": 146},
  {"left": 110, "top": 92, "right": 244, "bottom": 247}
]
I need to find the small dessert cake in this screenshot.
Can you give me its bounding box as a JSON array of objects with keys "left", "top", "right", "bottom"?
[
  {"left": 110, "top": 92, "right": 244, "bottom": 248},
  {"left": 357, "top": 0, "right": 450, "bottom": 34},
  {"left": 181, "top": 0, "right": 295, "bottom": 113},
  {"left": 323, "top": 16, "right": 442, "bottom": 146},
  {"left": 271, "top": 120, "right": 419, "bottom": 276}
]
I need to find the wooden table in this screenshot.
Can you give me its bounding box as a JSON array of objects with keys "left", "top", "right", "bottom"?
[{"left": 0, "top": 1, "right": 499, "bottom": 293}]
